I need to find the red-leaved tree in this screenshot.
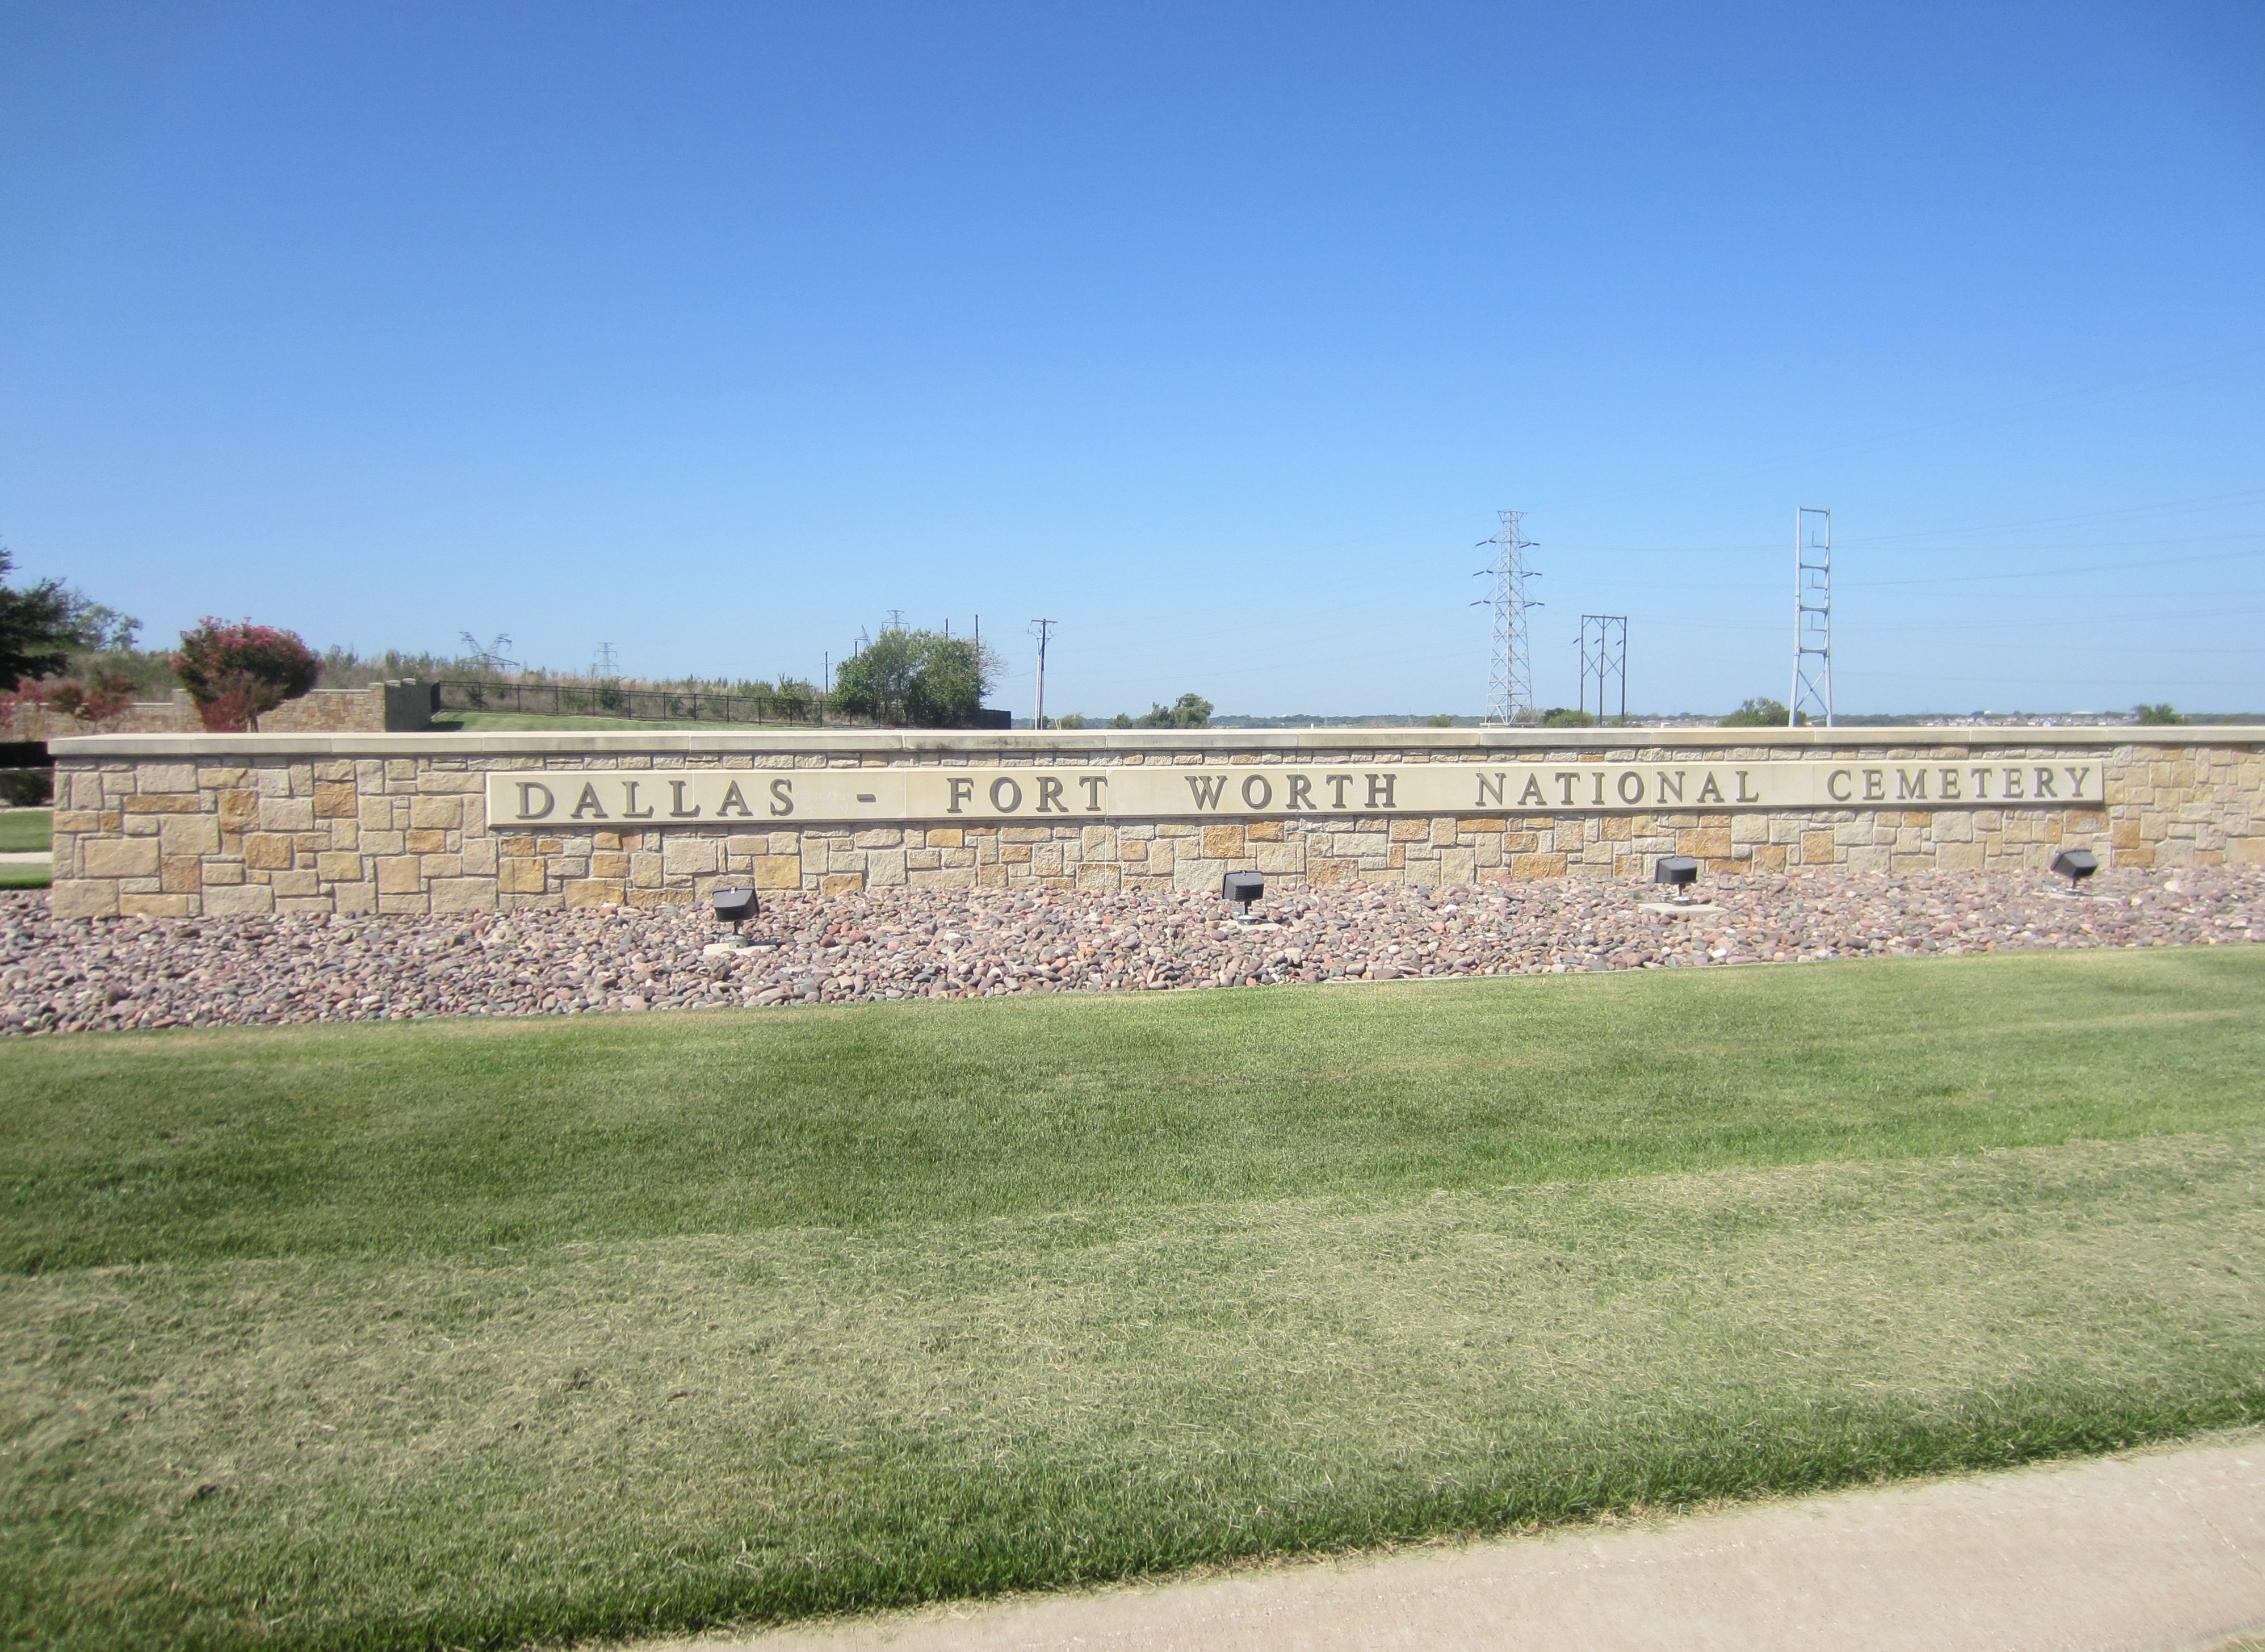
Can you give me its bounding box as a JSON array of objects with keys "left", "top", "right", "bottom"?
[{"left": 171, "top": 619, "right": 321, "bottom": 732}]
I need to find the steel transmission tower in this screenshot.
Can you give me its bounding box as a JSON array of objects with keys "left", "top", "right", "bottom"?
[
  {"left": 1578, "top": 615, "right": 1628, "bottom": 723},
  {"left": 1790, "top": 506, "right": 1834, "bottom": 727},
  {"left": 1473, "top": 510, "right": 1542, "bottom": 724}
]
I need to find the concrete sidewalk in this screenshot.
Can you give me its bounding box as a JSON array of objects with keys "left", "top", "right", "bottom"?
[{"left": 669, "top": 1435, "right": 2265, "bottom": 1652}]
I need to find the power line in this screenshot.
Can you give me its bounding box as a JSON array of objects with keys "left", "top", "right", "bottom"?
[
  {"left": 1578, "top": 615, "right": 1628, "bottom": 723},
  {"left": 1029, "top": 618, "right": 1057, "bottom": 729},
  {"left": 1473, "top": 510, "right": 1541, "bottom": 724},
  {"left": 1791, "top": 506, "right": 1833, "bottom": 727}
]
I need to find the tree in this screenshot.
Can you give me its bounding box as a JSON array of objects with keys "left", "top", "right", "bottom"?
[
  {"left": 2134, "top": 702, "right": 2186, "bottom": 726},
  {"left": 1721, "top": 697, "right": 1801, "bottom": 727},
  {"left": 1540, "top": 707, "right": 1595, "bottom": 727},
  {"left": 829, "top": 627, "right": 1001, "bottom": 727},
  {"left": 1055, "top": 712, "right": 1089, "bottom": 729},
  {"left": 0, "top": 548, "right": 74, "bottom": 691},
  {"left": 172, "top": 618, "right": 322, "bottom": 732},
  {"left": 1132, "top": 693, "right": 1213, "bottom": 729}
]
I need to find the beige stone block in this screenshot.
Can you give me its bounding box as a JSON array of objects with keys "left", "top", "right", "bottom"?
[
  {"left": 820, "top": 871, "right": 864, "bottom": 895},
  {"left": 1509, "top": 852, "right": 1568, "bottom": 879},
  {"left": 241, "top": 832, "right": 292, "bottom": 871},
  {"left": 333, "top": 881, "right": 378, "bottom": 915},
  {"left": 1801, "top": 830, "right": 1837, "bottom": 864},
  {"left": 498, "top": 857, "right": 548, "bottom": 895},
  {"left": 410, "top": 795, "right": 462, "bottom": 829},
  {"left": 2232, "top": 837, "right": 2265, "bottom": 865},
  {"left": 1679, "top": 828, "right": 1733, "bottom": 859},
  {"left": 908, "top": 865, "right": 977, "bottom": 890},
  {"left": 1077, "top": 863, "right": 1121, "bottom": 893},
  {"left": 119, "top": 892, "right": 196, "bottom": 918},
  {"left": 197, "top": 766, "right": 248, "bottom": 789},
  {"left": 1202, "top": 824, "right": 1245, "bottom": 859},
  {"left": 1458, "top": 816, "right": 1507, "bottom": 833},
  {"left": 255, "top": 797, "right": 313, "bottom": 832},
  {"left": 160, "top": 854, "right": 202, "bottom": 894},
  {"left": 217, "top": 790, "right": 259, "bottom": 832},
  {"left": 204, "top": 882, "right": 275, "bottom": 916},
  {"left": 564, "top": 879, "right": 624, "bottom": 907},
  {"left": 1437, "top": 846, "right": 1477, "bottom": 885},
  {"left": 84, "top": 837, "right": 160, "bottom": 879},
  {"left": 589, "top": 851, "right": 630, "bottom": 879},
  {"left": 1387, "top": 816, "right": 1427, "bottom": 842},
  {"left": 1253, "top": 842, "right": 1303, "bottom": 874},
  {"left": 1747, "top": 842, "right": 1788, "bottom": 873},
  {"left": 313, "top": 851, "right": 362, "bottom": 882},
  {"left": 852, "top": 827, "right": 904, "bottom": 848},
  {"left": 124, "top": 793, "right": 196, "bottom": 814},
  {"left": 2109, "top": 819, "right": 2142, "bottom": 849},
  {"left": 139, "top": 762, "right": 198, "bottom": 793},
  {"left": 1937, "top": 841, "right": 1985, "bottom": 870},
  {"left": 48, "top": 879, "right": 119, "bottom": 919},
  {"left": 157, "top": 814, "right": 221, "bottom": 856},
  {"left": 926, "top": 827, "right": 964, "bottom": 849},
  {"left": 313, "top": 781, "right": 357, "bottom": 819},
  {"left": 866, "top": 849, "right": 908, "bottom": 887},
  {"left": 403, "top": 828, "right": 446, "bottom": 854},
  {"left": 663, "top": 835, "right": 722, "bottom": 875},
  {"left": 430, "top": 877, "right": 497, "bottom": 913},
  {"left": 372, "top": 856, "right": 419, "bottom": 894},
  {"left": 377, "top": 892, "right": 428, "bottom": 915},
  {"left": 753, "top": 855, "right": 802, "bottom": 890},
  {"left": 1306, "top": 858, "right": 1349, "bottom": 886}
]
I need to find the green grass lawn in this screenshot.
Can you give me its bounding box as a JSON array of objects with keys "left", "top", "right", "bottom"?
[
  {"left": 4, "top": 949, "right": 2263, "bottom": 1649},
  {"left": 0, "top": 808, "right": 50, "bottom": 853}
]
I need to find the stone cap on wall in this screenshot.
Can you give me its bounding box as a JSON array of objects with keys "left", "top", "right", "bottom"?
[{"left": 47, "top": 723, "right": 2263, "bottom": 758}]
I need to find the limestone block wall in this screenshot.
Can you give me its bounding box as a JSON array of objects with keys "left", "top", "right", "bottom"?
[
  {"left": 5, "top": 681, "right": 433, "bottom": 744},
  {"left": 43, "top": 728, "right": 2265, "bottom": 920}
]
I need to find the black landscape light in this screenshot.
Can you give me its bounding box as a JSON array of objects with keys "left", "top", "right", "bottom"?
[
  {"left": 711, "top": 885, "right": 758, "bottom": 938},
  {"left": 2050, "top": 848, "right": 2099, "bottom": 890},
  {"left": 1653, "top": 854, "right": 1700, "bottom": 904},
  {"left": 1222, "top": 870, "right": 1265, "bottom": 917}
]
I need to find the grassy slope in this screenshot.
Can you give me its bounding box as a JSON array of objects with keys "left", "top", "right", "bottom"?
[
  {"left": 2, "top": 950, "right": 2263, "bottom": 1649},
  {"left": 0, "top": 811, "right": 49, "bottom": 853}
]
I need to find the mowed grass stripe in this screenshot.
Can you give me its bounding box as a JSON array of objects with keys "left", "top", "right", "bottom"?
[
  {"left": 2, "top": 947, "right": 2261, "bottom": 1269},
  {"left": 5, "top": 1132, "right": 2262, "bottom": 1650}
]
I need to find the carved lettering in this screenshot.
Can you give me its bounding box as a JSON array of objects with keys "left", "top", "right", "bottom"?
[
  {"left": 1863, "top": 769, "right": 1886, "bottom": 802},
  {"left": 1969, "top": 768, "right": 1992, "bottom": 800},
  {"left": 515, "top": 781, "right": 555, "bottom": 820},
  {"left": 1287, "top": 774, "right": 1314, "bottom": 810},
  {"left": 1697, "top": 772, "right": 1725, "bottom": 804},
  {"left": 1737, "top": 770, "right": 1760, "bottom": 803},
  {"left": 1366, "top": 773, "right": 1395, "bottom": 809},
  {"left": 1036, "top": 776, "right": 1066, "bottom": 812},
  {"left": 2033, "top": 767, "right": 2057, "bottom": 799},
  {"left": 1940, "top": 769, "right": 1961, "bottom": 800},
  {"left": 1520, "top": 775, "right": 1548, "bottom": 806},
  {"left": 1241, "top": 774, "right": 1273, "bottom": 809},
  {"left": 1326, "top": 774, "right": 1354, "bottom": 809},
  {"left": 717, "top": 782, "right": 752, "bottom": 817},
  {"left": 620, "top": 780, "right": 656, "bottom": 819},
  {"left": 571, "top": 782, "right": 608, "bottom": 819},
  {"left": 1555, "top": 771, "right": 1581, "bottom": 806},
  {"left": 1186, "top": 774, "right": 1227, "bottom": 809},
  {"left": 1827, "top": 770, "right": 1854, "bottom": 802},
  {"left": 2065, "top": 765, "right": 2092, "bottom": 796},
  {"left": 948, "top": 777, "right": 974, "bottom": 814},
  {"left": 1896, "top": 769, "right": 1927, "bottom": 801},
  {"left": 1079, "top": 775, "right": 1108, "bottom": 810},
  {"left": 1658, "top": 770, "right": 1684, "bottom": 804},
  {"left": 668, "top": 779, "right": 701, "bottom": 817},
  {"left": 769, "top": 778, "right": 794, "bottom": 816},
  {"left": 1476, "top": 773, "right": 1506, "bottom": 807},
  {"left": 2002, "top": 768, "right": 2024, "bottom": 800},
  {"left": 990, "top": 777, "right": 1023, "bottom": 812}
]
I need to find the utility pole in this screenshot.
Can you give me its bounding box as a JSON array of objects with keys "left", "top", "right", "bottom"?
[
  {"left": 1029, "top": 619, "right": 1057, "bottom": 729},
  {"left": 1790, "top": 506, "right": 1834, "bottom": 727},
  {"left": 1578, "top": 615, "right": 1628, "bottom": 723},
  {"left": 1472, "top": 510, "right": 1541, "bottom": 724}
]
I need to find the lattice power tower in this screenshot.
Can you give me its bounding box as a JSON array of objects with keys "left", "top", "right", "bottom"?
[
  {"left": 1790, "top": 506, "right": 1834, "bottom": 727},
  {"left": 1578, "top": 614, "right": 1628, "bottom": 723},
  {"left": 1475, "top": 510, "right": 1541, "bottom": 724}
]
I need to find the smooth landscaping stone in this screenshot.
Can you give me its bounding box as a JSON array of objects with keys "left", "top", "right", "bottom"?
[{"left": 1, "top": 863, "right": 2259, "bottom": 1036}]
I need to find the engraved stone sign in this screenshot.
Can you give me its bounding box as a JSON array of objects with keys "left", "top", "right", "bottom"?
[{"left": 488, "top": 759, "right": 2103, "bottom": 829}]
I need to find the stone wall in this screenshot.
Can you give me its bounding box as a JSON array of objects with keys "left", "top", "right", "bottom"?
[
  {"left": 43, "top": 728, "right": 2265, "bottom": 920},
  {"left": 5, "top": 681, "right": 433, "bottom": 744}
]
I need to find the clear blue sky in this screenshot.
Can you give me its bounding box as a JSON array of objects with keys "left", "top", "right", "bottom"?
[{"left": 3, "top": 1, "right": 2261, "bottom": 717}]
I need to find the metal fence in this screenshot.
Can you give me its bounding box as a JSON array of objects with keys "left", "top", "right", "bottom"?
[{"left": 434, "top": 680, "right": 833, "bottom": 726}]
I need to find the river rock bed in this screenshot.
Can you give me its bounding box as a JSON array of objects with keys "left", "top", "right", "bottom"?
[{"left": 2, "top": 865, "right": 2260, "bottom": 1036}]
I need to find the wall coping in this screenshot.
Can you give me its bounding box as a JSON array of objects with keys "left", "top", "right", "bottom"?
[{"left": 47, "top": 724, "right": 2262, "bottom": 759}]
